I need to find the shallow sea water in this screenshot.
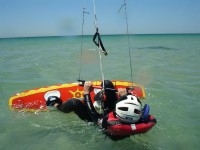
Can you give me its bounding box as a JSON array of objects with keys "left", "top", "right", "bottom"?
[{"left": 0, "top": 34, "right": 200, "bottom": 150}]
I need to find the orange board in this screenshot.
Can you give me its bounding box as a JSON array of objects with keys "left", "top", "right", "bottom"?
[{"left": 8, "top": 80, "right": 146, "bottom": 112}]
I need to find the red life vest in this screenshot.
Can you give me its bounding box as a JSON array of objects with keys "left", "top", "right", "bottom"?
[{"left": 106, "top": 112, "right": 156, "bottom": 136}]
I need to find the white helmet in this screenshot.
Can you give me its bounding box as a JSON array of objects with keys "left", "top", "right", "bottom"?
[{"left": 115, "top": 95, "right": 142, "bottom": 124}]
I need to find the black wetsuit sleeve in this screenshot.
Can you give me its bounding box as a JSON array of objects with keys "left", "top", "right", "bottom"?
[{"left": 84, "top": 94, "right": 101, "bottom": 123}]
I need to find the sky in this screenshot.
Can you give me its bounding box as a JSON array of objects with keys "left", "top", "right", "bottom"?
[{"left": 0, "top": 0, "right": 200, "bottom": 38}]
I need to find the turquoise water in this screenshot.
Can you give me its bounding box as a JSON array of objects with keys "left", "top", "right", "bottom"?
[{"left": 0, "top": 34, "right": 200, "bottom": 149}]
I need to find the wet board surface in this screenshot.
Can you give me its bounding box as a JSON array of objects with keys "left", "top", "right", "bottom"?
[{"left": 8, "top": 80, "right": 146, "bottom": 112}]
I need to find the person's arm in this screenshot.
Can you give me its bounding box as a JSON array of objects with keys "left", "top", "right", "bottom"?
[{"left": 83, "top": 82, "right": 101, "bottom": 123}]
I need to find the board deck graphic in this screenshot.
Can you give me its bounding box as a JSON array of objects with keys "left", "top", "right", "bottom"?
[{"left": 8, "top": 80, "right": 146, "bottom": 112}]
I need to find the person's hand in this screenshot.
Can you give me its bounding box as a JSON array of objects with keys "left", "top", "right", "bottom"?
[
  {"left": 46, "top": 96, "right": 62, "bottom": 107},
  {"left": 84, "top": 81, "right": 93, "bottom": 94},
  {"left": 117, "top": 88, "right": 127, "bottom": 96}
]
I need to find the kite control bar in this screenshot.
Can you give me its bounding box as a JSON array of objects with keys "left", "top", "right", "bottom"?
[
  {"left": 78, "top": 80, "right": 136, "bottom": 97},
  {"left": 77, "top": 80, "right": 116, "bottom": 91}
]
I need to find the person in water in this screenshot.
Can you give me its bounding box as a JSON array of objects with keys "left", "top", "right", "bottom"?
[
  {"left": 46, "top": 80, "right": 144, "bottom": 138},
  {"left": 46, "top": 80, "right": 121, "bottom": 121},
  {"left": 83, "top": 82, "right": 144, "bottom": 137}
]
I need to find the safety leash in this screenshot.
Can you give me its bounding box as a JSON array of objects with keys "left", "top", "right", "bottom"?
[{"left": 92, "top": 0, "right": 108, "bottom": 90}]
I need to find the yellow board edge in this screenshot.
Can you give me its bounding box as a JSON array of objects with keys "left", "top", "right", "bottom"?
[{"left": 8, "top": 80, "right": 146, "bottom": 112}]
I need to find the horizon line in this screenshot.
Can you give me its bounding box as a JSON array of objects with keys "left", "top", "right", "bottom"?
[{"left": 1, "top": 33, "right": 200, "bottom": 39}]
